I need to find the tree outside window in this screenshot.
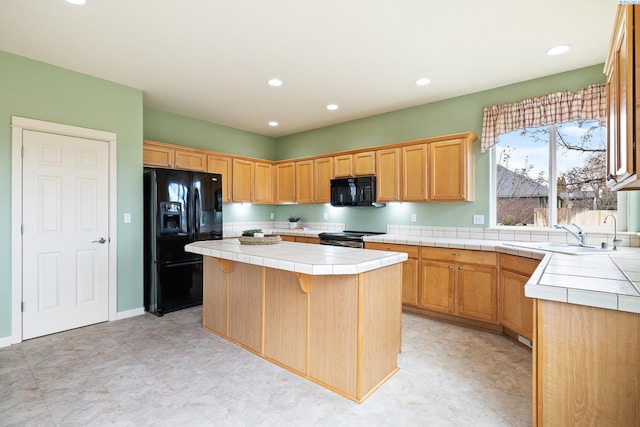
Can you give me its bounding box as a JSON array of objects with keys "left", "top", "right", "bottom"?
[{"left": 495, "top": 119, "right": 616, "bottom": 227}]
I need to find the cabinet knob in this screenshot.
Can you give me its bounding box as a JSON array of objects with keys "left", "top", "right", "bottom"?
[
  {"left": 449, "top": 265, "right": 453, "bottom": 269},
  {"left": 459, "top": 266, "right": 463, "bottom": 270}
]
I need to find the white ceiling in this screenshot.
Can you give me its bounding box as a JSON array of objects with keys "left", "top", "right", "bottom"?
[{"left": 0, "top": 0, "right": 617, "bottom": 137}]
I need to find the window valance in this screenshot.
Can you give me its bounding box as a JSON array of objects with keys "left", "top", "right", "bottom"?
[{"left": 480, "top": 83, "right": 607, "bottom": 152}]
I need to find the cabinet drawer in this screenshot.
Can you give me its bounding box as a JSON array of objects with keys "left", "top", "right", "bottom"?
[
  {"left": 499, "top": 254, "right": 540, "bottom": 276},
  {"left": 422, "top": 247, "right": 496, "bottom": 266},
  {"left": 366, "top": 242, "right": 419, "bottom": 258}
]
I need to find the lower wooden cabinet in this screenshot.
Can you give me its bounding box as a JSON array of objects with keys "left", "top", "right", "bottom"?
[
  {"left": 533, "top": 300, "right": 640, "bottom": 426},
  {"left": 420, "top": 247, "right": 497, "bottom": 323},
  {"left": 499, "top": 254, "right": 540, "bottom": 343},
  {"left": 366, "top": 242, "right": 419, "bottom": 305}
]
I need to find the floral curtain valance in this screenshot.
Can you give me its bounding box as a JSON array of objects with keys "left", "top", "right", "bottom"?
[{"left": 480, "top": 83, "right": 607, "bottom": 152}]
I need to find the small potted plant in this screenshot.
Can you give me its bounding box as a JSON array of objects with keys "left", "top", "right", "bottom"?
[{"left": 288, "top": 214, "right": 301, "bottom": 229}]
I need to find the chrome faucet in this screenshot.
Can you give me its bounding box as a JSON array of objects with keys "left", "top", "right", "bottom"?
[
  {"left": 553, "top": 223, "right": 586, "bottom": 246},
  {"left": 604, "top": 214, "right": 622, "bottom": 251}
]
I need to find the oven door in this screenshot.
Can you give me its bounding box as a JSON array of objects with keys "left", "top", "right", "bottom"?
[{"left": 319, "top": 239, "right": 364, "bottom": 248}]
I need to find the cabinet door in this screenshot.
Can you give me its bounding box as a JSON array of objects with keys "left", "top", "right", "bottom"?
[
  {"left": 420, "top": 260, "right": 455, "bottom": 314},
  {"left": 334, "top": 155, "right": 353, "bottom": 177},
  {"left": 499, "top": 270, "right": 533, "bottom": 340},
  {"left": 429, "top": 138, "right": 473, "bottom": 201},
  {"left": 354, "top": 151, "right": 375, "bottom": 175},
  {"left": 606, "top": 5, "right": 636, "bottom": 190},
  {"left": 296, "top": 160, "right": 314, "bottom": 203},
  {"left": 207, "top": 154, "right": 232, "bottom": 202},
  {"left": 456, "top": 264, "right": 497, "bottom": 323},
  {"left": 143, "top": 142, "right": 174, "bottom": 168},
  {"left": 175, "top": 149, "right": 206, "bottom": 171},
  {"left": 376, "top": 148, "right": 401, "bottom": 202},
  {"left": 402, "top": 144, "right": 428, "bottom": 201},
  {"left": 366, "top": 242, "right": 419, "bottom": 306},
  {"left": 276, "top": 162, "right": 296, "bottom": 203},
  {"left": 314, "top": 157, "right": 333, "bottom": 203},
  {"left": 232, "top": 159, "right": 254, "bottom": 202},
  {"left": 254, "top": 161, "right": 274, "bottom": 204}
]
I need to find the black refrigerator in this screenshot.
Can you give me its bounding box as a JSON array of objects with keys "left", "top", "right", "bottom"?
[{"left": 144, "top": 168, "right": 223, "bottom": 316}]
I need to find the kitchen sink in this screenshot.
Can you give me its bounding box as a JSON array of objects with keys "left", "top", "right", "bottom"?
[{"left": 504, "top": 241, "right": 627, "bottom": 255}]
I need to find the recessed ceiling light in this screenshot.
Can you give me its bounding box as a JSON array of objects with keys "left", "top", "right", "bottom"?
[
  {"left": 416, "top": 78, "right": 431, "bottom": 86},
  {"left": 268, "top": 121, "right": 279, "bottom": 127},
  {"left": 326, "top": 104, "right": 339, "bottom": 111},
  {"left": 546, "top": 44, "right": 571, "bottom": 56},
  {"left": 66, "top": 0, "right": 86, "bottom": 4},
  {"left": 268, "top": 78, "right": 283, "bottom": 87}
]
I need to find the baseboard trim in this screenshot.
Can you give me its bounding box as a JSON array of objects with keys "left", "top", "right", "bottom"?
[
  {"left": 116, "top": 307, "right": 145, "bottom": 320},
  {"left": 0, "top": 336, "right": 14, "bottom": 348}
]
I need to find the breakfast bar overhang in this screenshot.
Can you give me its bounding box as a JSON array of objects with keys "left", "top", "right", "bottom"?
[{"left": 185, "top": 239, "right": 408, "bottom": 402}]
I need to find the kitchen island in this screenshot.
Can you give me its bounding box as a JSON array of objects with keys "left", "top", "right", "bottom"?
[{"left": 185, "top": 239, "right": 408, "bottom": 402}]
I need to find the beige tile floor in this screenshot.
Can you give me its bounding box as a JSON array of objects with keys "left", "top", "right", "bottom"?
[{"left": 0, "top": 307, "right": 532, "bottom": 427}]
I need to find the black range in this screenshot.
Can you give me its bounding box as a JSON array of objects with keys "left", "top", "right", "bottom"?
[{"left": 318, "top": 230, "right": 385, "bottom": 248}]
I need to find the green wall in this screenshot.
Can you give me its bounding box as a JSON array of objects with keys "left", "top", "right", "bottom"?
[
  {"left": 0, "top": 51, "right": 143, "bottom": 339},
  {"left": 144, "top": 108, "right": 276, "bottom": 160},
  {"left": 270, "top": 65, "right": 609, "bottom": 230},
  {"left": 143, "top": 65, "right": 610, "bottom": 229}
]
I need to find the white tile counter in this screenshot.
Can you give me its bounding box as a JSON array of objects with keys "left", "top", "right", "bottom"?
[
  {"left": 185, "top": 239, "right": 408, "bottom": 275},
  {"left": 364, "top": 233, "right": 640, "bottom": 315}
]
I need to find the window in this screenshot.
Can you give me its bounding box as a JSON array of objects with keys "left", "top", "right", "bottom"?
[{"left": 493, "top": 119, "right": 623, "bottom": 229}]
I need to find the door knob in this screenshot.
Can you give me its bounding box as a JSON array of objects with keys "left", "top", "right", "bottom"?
[{"left": 92, "top": 237, "right": 107, "bottom": 244}]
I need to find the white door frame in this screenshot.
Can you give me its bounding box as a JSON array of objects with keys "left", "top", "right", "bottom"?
[{"left": 10, "top": 116, "right": 118, "bottom": 344}]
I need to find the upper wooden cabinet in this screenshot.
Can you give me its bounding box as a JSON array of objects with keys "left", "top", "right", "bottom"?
[
  {"left": 175, "top": 149, "right": 206, "bottom": 171},
  {"left": 143, "top": 141, "right": 175, "bottom": 168},
  {"left": 232, "top": 158, "right": 254, "bottom": 203},
  {"left": 314, "top": 157, "right": 333, "bottom": 203},
  {"left": 254, "top": 161, "right": 274, "bottom": 204},
  {"left": 428, "top": 136, "right": 475, "bottom": 201},
  {"left": 295, "top": 160, "right": 314, "bottom": 204},
  {"left": 376, "top": 148, "right": 401, "bottom": 202},
  {"left": 207, "top": 154, "right": 232, "bottom": 203},
  {"left": 354, "top": 151, "right": 375, "bottom": 175},
  {"left": 333, "top": 154, "right": 353, "bottom": 177},
  {"left": 333, "top": 151, "right": 375, "bottom": 177},
  {"left": 276, "top": 162, "right": 296, "bottom": 204},
  {"left": 402, "top": 144, "right": 428, "bottom": 201},
  {"left": 605, "top": 5, "right": 640, "bottom": 190}
]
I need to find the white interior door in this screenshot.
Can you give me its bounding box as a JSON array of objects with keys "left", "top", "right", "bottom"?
[{"left": 21, "top": 129, "right": 110, "bottom": 340}]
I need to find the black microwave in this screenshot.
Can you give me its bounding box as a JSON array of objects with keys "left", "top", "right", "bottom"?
[{"left": 330, "top": 176, "right": 384, "bottom": 207}]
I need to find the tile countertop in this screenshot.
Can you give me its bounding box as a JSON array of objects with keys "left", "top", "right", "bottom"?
[
  {"left": 363, "top": 234, "right": 640, "bottom": 315},
  {"left": 185, "top": 239, "right": 408, "bottom": 276}
]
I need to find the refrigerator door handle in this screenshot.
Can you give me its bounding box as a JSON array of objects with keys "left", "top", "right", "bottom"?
[{"left": 194, "top": 187, "right": 201, "bottom": 239}]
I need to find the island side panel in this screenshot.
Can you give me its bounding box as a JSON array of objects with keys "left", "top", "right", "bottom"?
[
  {"left": 263, "top": 268, "right": 308, "bottom": 374},
  {"left": 358, "top": 264, "right": 402, "bottom": 398},
  {"left": 537, "top": 300, "right": 640, "bottom": 426},
  {"left": 203, "top": 257, "right": 229, "bottom": 335},
  {"left": 309, "top": 274, "right": 359, "bottom": 398},
  {"left": 228, "top": 262, "right": 263, "bottom": 353}
]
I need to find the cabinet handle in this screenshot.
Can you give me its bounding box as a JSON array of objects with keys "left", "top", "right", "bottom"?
[{"left": 451, "top": 253, "right": 460, "bottom": 256}]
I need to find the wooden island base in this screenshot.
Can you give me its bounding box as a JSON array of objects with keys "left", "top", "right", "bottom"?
[{"left": 202, "top": 256, "right": 402, "bottom": 402}]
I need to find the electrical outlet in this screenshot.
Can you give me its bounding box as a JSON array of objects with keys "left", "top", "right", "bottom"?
[
  {"left": 473, "top": 214, "right": 485, "bottom": 225},
  {"left": 270, "top": 212, "right": 274, "bottom": 220},
  {"left": 411, "top": 213, "right": 417, "bottom": 223},
  {"left": 323, "top": 212, "right": 328, "bottom": 221}
]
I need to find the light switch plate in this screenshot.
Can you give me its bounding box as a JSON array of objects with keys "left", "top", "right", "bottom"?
[
  {"left": 124, "top": 213, "right": 132, "bottom": 223},
  {"left": 473, "top": 214, "right": 484, "bottom": 225},
  {"left": 411, "top": 213, "right": 417, "bottom": 223},
  {"left": 270, "top": 212, "right": 274, "bottom": 220}
]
